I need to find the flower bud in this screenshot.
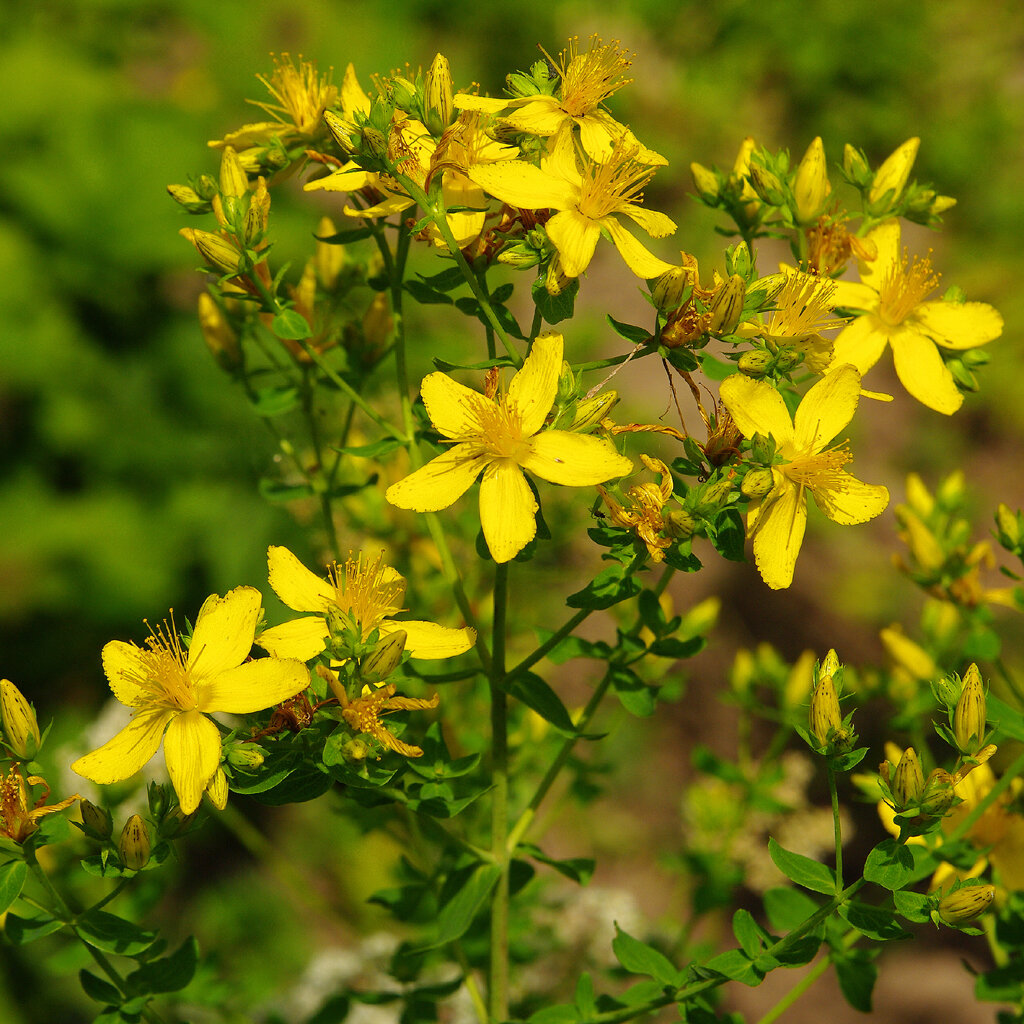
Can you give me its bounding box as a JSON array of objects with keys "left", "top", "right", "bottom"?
[
  {"left": 424, "top": 53, "right": 454, "bottom": 135},
  {"left": 180, "top": 228, "right": 243, "bottom": 275},
  {"left": 119, "top": 815, "right": 152, "bottom": 871},
  {"left": 159, "top": 806, "right": 198, "bottom": 839},
  {"left": 664, "top": 509, "right": 696, "bottom": 539},
  {"left": 809, "top": 674, "right": 842, "bottom": 747},
  {"left": 0, "top": 680, "right": 41, "bottom": 759},
  {"left": 737, "top": 350, "right": 772, "bottom": 378},
  {"left": 219, "top": 146, "right": 249, "bottom": 200},
  {"left": 358, "top": 124, "right": 389, "bottom": 163},
  {"left": 242, "top": 177, "right": 270, "bottom": 246},
  {"left": 892, "top": 747, "right": 925, "bottom": 808},
  {"left": 226, "top": 745, "right": 265, "bottom": 770},
  {"left": 741, "top": 468, "right": 775, "bottom": 498},
  {"left": 361, "top": 630, "right": 407, "bottom": 684},
  {"left": 708, "top": 275, "right": 746, "bottom": 335},
  {"left": 570, "top": 391, "right": 619, "bottom": 433},
  {"left": 868, "top": 137, "right": 919, "bottom": 213},
  {"left": 689, "top": 162, "right": 720, "bottom": 204},
  {"left": 205, "top": 768, "right": 229, "bottom": 811},
  {"left": 920, "top": 768, "right": 956, "bottom": 816},
  {"left": 78, "top": 799, "right": 113, "bottom": 841},
  {"left": 842, "top": 144, "right": 871, "bottom": 185},
  {"left": 166, "top": 183, "right": 211, "bottom": 213},
  {"left": 995, "top": 503, "right": 1022, "bottom": 550},
  {"left": 793, "top": 137, "right": 830, "bottom": 225},
  {"left": 651, "top": 266, "right": 690, "bottom": 312},
  {"left": 725, "top": 241, "right": 752, "bottom": 279},
  {"left": 896, "top": 506, "right": 944, "bottom": 571},
  {"left": 342, "top": 737, "right": 371, "bottom": 763},
  {"left": 748, "top": 162, "right": 785, "bottom": 206},
  {"left": 879, "top": 625, "right": 938, "bottom": 681},
  {"left": 953, "top": 663, "right": 987, "bottom": 756},
  {"left": 198, "top": 292, "right": 241, "bottom": 372},
  {"left": 820, "top": 649, "right": 841, "bottom": 679},
  {"left": 938, "top": 883, "right": 995, "bottom": 925},
  {"left": 390, "top": 76, "right": 418, "bottom": 111}
]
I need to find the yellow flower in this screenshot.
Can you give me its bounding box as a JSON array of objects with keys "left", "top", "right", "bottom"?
[
  {"left": 257, "top": 546, "right": 475, "bottom": 662},
  {"left": 831, "top": 220, "right": 1003, "bottom": 414},
  {"left": 454, "top": 35, "right": 664, "bottom": 165},
  {"left": 719, "top": 365, "right": 890, "bottom": 589},
  {"left": 386, "top": 332, "right": 633, "bottom": 562},
  {"left": 1, "top": 765, "right": 78, "bottom": 844},
  {"left": 596, "top": 454, "right": 675, "bottom": 562},
  {"left": 72, "top": 588, "right": 309, "bottom": 815},
  {"left": 469, "top": 131, "right": 676, "bottom": 279},
  {"left": 339, "top": 682, "right": 440, "bottom": 758}
]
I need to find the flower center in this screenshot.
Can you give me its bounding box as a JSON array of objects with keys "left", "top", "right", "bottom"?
[
  {"left": 782, "top": 444, "right": 853, "bottom": 492},
  {"left": 132, "top": 619, "right": 196, "bottom": 712},
  {"left": 475, "top": 398, "right": 531, "bottom": 461},
  {"left": 327, "top": 553, "right": 406, "bottom": 636},
  {"left": 877, "top": 248, "right": 939, "bottom": 327},
  {"left": 549, "top": 35, "right": 634, "bottom": 118},
  {"left": 576, "top": 144, "right": 653, "bottom": 220},
  {"left": 255, "top": 53, "right": 337, "bottom": 134},
  {"left": 767, "top": 273, "right": 838, "bottom": 339}
]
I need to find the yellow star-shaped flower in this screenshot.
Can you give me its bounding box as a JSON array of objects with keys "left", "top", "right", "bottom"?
[
  {"left": 720, "top": 365, "right": 890, "bottom": 589},
  {"left": 72, "top": 587, "right": 309, "bottom": 814},
  {"left": 831, "top": 220, "right": 1002, "bottom": 414},
  {"left": 386, "top": 332, "right": 633, "bottom": 562},
  {"left": 257, "top": 545, "right": 476, "bottom": 662}
]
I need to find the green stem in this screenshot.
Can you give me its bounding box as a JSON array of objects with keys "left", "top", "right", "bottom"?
[
  {"left": 754, "top": 956, "right": 830, "bottom": 1024},
  {"left": 299, "top": 363, "right": 341, "bottom": 559},
  {"left": 827, "top": 761, "right": 843, "bottom": 892},
  {"left": 505, "top": 606, "right": 593, "bottom": 685},
  {"left": 489, "top": 561, "right": 510, "bottom": 1024}
]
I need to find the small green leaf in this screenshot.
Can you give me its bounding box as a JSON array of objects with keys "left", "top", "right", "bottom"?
[
  {"left": 249, "top": 385, "right": 300, "bottom": 417},
  {"left": 5, "top": 912, "right": 63, "bottom": 944},
  {"left": 606, "top": 315, "right": 651, "bottom": 345},
  {"left": 566, "top": 564, "right": 642, "bottom": 610},
  {"left": 527, "top": 1007, "right": 580, "bottom": 1024},
  {"left": 258, "top": 479, "right": 314, "bottom": 503},
  {"left": 611, "top": 926, "right": 679, "bottom": 986},
  {"left": 610, "top": 665, "right": 656, "bottom": 717},
  {"left": 767, "top": 837, "right": 836, "bottom": 895},
  {"left": 732, "top": 909, "right": 767, "bottom": 959},
  {"left": 271, "top": 309, "right": 313, "bottom": 340},
  {"left": 0, "top": 860, "right": 27, "bottom": 914},
  {"left": 505, "top": 671, "right": 576, "bottom": 734},
  {"left": 420, "top": 863, "right": 501, "bottom": 950},
  {"left": 704, "top": 948, "right": 764, "bottom": 987},
  {"left": 834, "top": 950, "right": 877, "bottom": 1012},
  {"left": 839, "top": 901, "right": 911, "bottom": 941},
  {"left": 124, "top": 936, "right": 199, "bottom": 996},
  {"left": 893, "top": 889, "right": 932, "bottom": 923},
  {"left": 79, "top": 969, "right": 122, "bottom": 1004},
  {"left": 78, "top": 911, "right": 158, "bottom": 956},
  {"left": 863, "top": 838, "right": 915, "bottom": 891},
  {"left": 405, "top": 279, "right": 454, "bottom": 305},
  {"left": 763, "top": 887, "right": 821, "bottom": 932},
  {"left": 532, "top": 276, "right": 577, "bottom": 325}
]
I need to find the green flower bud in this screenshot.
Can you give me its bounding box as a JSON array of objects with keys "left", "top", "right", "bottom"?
[
  {"left": 689, "top": 162, "right": 720, "bottom": 204},
  {"left": 708, "top": 275, "right": 746, "bottom": 335},
  {"left": 750, "top": 432, "right": 775, "bottom": 465},
  {"left": 868, "top": 137, "right": 919, "bottom": 214},
  {"left": 570, "top": 391, "right": 619, "bottom": 433},
  {"left": 198, "top": 292, "right": 241, "bottom": 372},
  {"left": 219, "top": 146, "right": 249, "bottom": 200},
  {"left": 820, "top": 649, "right": 841, "bottom": 679},
  {"left": 226, "top": 745, "right": 266, "bottom": 770},
  {"left": 390, "top": 76, "right": 418, "bottom": 111},
  {"left": 158, "top": 807, "right": 197, "bottom": 839},
  {"left": 920, "top": 768, "right": 956, "bottom": 816},
  {"left": 793, "top": 136, "right": 830, "bottom": 225},
  {"left": 748, "top": 161, "right": 786, "bottom": 205},
  {"left": 842, "top": 144, "right": 870, "bottom": 185},
  {"left": 78, "top": 800, "right": 113, "bottom": 841},
  {"left": 205, "top": 768, "right": 229, "bottom": 811},
  {"left": 892, "top": 747, "right": 925, "bottom": 809},
  {"left": 0, "top": 679, "right": 41, "bottom": 759},
  {"left": 166, "top": 183, "right": 211, "bottom": 213},
  {"left": 119, "top": 815, "right": 152, "bottom": 871},
  {"left": 938, "top": 883, "right": 995, "bottom": 925},
  {"left": 995, "top": 503, "right": 1022, "bottom": 550},
  {"left": 664, "top": 509, "right": 696, "bottom": 539},
  {"left": 953, "top": 663, "right": 987, "bottom": 756},
  {"left": 361, "top": 630, "right": 408, "bottom": 684},
  {"left": 741, "top": 468, "right": 776, "bottom": 498},
  {"left": 180, "top": 228, "right": 243, "bottom": 275},
  {"left": 809, "top": 674, "right": 842, "bottom": 748},
  {"left": 651, "top": 266, "right": 690, "bottom": 312},
  {"left": 738, "top": 350, "right": 772, "bottom": 378},
  {"left": 424, "top": 53, "right": 454, "bottom": 135}
]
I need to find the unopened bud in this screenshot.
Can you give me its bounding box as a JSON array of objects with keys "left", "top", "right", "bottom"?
[
  {"left": 809, "top": 674, "right": 842, "bottom": 747},
  {"left": 205, "top": 768, "right": 229, "bottom": 811},
  {"left": 651, "top": 266, "right": 690, "bottom": 312},
  {"left": 842, "top": 144, "right": 870, "bottom": 184},
  {"left": 725, "top": 241, "right": 751, "bottom": 279},
  {"left": 180, "top": 228, "right": 243, "bottom": 275},
  {"left": 938, "top": 883, "right": 995, "bottom": 925},
  {"left": 424, "top": 53, "right": 454, "bottom": 135},
  {"left": 361, "top": 630, "right": 407, "bottom": 684},
  {"left": 119, "top": 815, "right": 152, "bottom": 871},
  {"left": 741, "top": 468, "right": 775, "bottom": 498},
  {"left": 879, "top": 625, "right": 938, "bottom": 681},
  {"left": 953, "top": 663, "right": 987, "bottom": 756},
  {"left": 868, "top": 137, "right": 919, "bottom": 213},
  {"left": 892, "top": 747, "right": 925, "bottom": 808},
  {"left": 324, "top": 109, "right": 355, "bottom": 152},
  {"left": 226, "top": 745, "right": 265, "bottom": 770},
  {"left": 995, "top": 503, "right": 1022, "bottom": 549},
  {"left": 920, "top": 768, "right": 956, "bottom": 816},
  {"left": 342, "top": 738, "right": 371, "bottom": 763},
  {"left": 708, "top": 275, "right": 746, "bottom": 335},
  {"left": 793, "top": 136, "right": 830, "bottom": 225},
  {"left": 0, "top": 680, "right": 41, "bottom": 759},
  {"left": 219, "top": 146, "right": 249, "bottom": 200},
  {"left": 390, "top": 76, "right": 417, "bottom": 111},
  {"left": 738, "top": 350, "right": 772, "bottom": 377},
  {"left": 748, "top": 162, "right": 785, "bottom": 205},
  {"left": 78, "top": 799, "right": 113, "bottom": 841},
  {"left": 198, "top": 293, "right": 241, "bottom": 371},
  {"left": 158, "top": 806, "right": 197, "bottom": 839},
  {"left": 896, "top": 506, "right": 944, "bottom": 571},
  {"left": 359, "top": 124, "right": 389, "bottom": 162},
  {"left": 242, "top": 177, "right": 270, "bottom": 245},
  {"left": 821, "top": 649, "right": 841, "bottom": 679},
  {"left": 689, "top": 162, "right": 720, "bottom": 204},
  {"left": 570, "top": 391, "right": 619, "bottom": 432},
  {"left": 166, "top": 183, "right": 210, "bottom": 213},
  {"left": 664, "top": 509, "right": 696, "bottom": 539},
  {"left": 932, "top": 672, "right": 961, "bottom": 711}
]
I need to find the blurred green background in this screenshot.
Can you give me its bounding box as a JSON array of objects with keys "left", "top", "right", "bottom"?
[{"left": 2, "top": 0, "right": 1022, "bottom": 1020}]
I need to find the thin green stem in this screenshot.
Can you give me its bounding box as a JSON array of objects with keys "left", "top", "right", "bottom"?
[
  {"left": 505, "top": 607, "right": 593, "bottom": 684},
  {"left": 299, "top": 363, "right": 341, "bottom": 559},
  {"left": 489, "top": 561, "right": 510, "bottom": 1024},
  {"left": 754, "top": 956, "right": 830, "bottom": 1024},
  {"left": 827, "top": 761, "right": 843, "bottom": 892}
]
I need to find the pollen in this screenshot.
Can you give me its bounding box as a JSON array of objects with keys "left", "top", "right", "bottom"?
[
  {"left": 576, "top": 143, "right": 653, "bottom": 220},
  {"left": 548, "top": 35, "right": 634, "bottom": 118},
  {"left": 132, "top": 617, "right": 195, "bottom": 712},
  {"left": 877, "top": 248, "right": 940, "bottom": 327},
  {"left": 767, "top": 274, "right": 838, "bottom": 339},
  {"left": 475, "top": 397, "right": 530, "bottom": 461},
  {"left": 783, "top": 444, "right": 853, "bottom": 491},
  {"left": 327, "top": 553, "right": 406, "bottom": 634},
  {"left": 253, "top": 53, "right": 338, "bottom": 135}
]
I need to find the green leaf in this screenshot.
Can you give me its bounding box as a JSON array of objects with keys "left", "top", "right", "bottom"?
[
  {"left": 704, "top": 948, "right": 764, "bottom": 987},
  {"left": 5, "top": 912, "right": 64, "bottom": 944},
  {"left": 519, "top": 843, "right": 595, "bottom": 885},
  {"left": 834, "top": 950, "right": 877, "bottom": 1012},
  {"left": 699, "top": 352, "right": 736, "bottom": 381},
  {"left": 124, "top": 936, "right": 199, "bottom": 996},
  {"left": 893, "top": 888, "right": 932, "bottom": 923},
  {"left": 767, "top": 837, "right": 836, "bottom": 895},
  {"left": 249, "top": 766, "right": 333, "bottom": 805},
  {"left": 532, "top": 276, "right": 578, "bottom": 325},
  {"left": 763, "top": 887, "right": 821, "bottom": 932},
  {"left": 249, "top": 385, "right": 300, "bottom": 417},
  {"left": 610, "top": 665, "right": 656, "bottom": 717},
  {"left": 0, "top": 860, "right": 27, "bottom": 914},
  {"left": 420, "top": 863, "right": 501, "bottom": 950},
  {"left": 527, "top": 1007, "right": 580, "bottom": 1024},
  {"left": 611, "top": 926, "right": 679, "bottom": 986},
  {"left": 505, "top": 671, "right": 576, "bottom": 734},
  {"left": 78, "top": 910, "right": 158, "bottom": 956},
  {"left": 566, "top": 564, "right": 642, "bottom": 610},
  {"left": 79, "top": 969, "right": 122, "bottom": 1005},
  {"left": 648, "top": 635, "right": 704, "bottom": 659},
  {"left": 862, "top": 838, "right": 915, "bottom": 891},
  {"left": 732, "top": 909, "right": 767, "bottom": 959},
  {"left": 606, "top": 315, "right": 651, "bottom": 346},
  {"left": 839, "top": 901, "right": 911, "bottom": 941},
  {"left": 271, "top": 309, "right": 313, "bottom": 340},
  {"left": 975, "top": 960, "right": 1024, "bottom": 1003},
  {"left": 258, "top": 478, "right": 314, "bottom": 503},
  {"left": 405, "top": 279, "right": 453, "bottom": 305},
  {"left": 989, "top": 695, "right": 1024, "bottom": 743},
  {"left": 316, "top": 226, "right": 374, "bottom": 244}
]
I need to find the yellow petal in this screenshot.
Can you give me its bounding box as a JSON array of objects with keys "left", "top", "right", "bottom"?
[
  {"left": 386, "top": 445, "right": 490, "bottom": 511},
  {"left": 268, "top": 545, "right": 335, "bottom": 612},
  {"left": 521, "top": 431, "right": 633, "bottom": 485},
  {"left": 869, "top": 138, "right": 919, "bottom": 204},
  {"left": 344, "top": 194, "right": 415, "bottom": 219},
  {"left": 914, "top": 301, "right": 1003, "bottom": 351},
  {"left": 603, "top": 217, "right": 677, "bottom": 279},
  {"left": 858, "top": 220, "right": 901, "bottom": 292},
  {"left": 382, "top": 619, "right": 475, "bottom": 659},
  {"left": 619, "top": 204, "right": 677, "bottom": 240},
  {"left": 719, "top": 375, "right": 795, "bottom": 447},
  {"left": 101, "top": 641, "right": 152, "bottom": 708},
  {"left": 479, "top": 462, "right": 537, "bottom": 562},
  {"left": 831, "top": 314, "right": 891, "bottom": 375},
  {"left": 812, "top": 474, "right": 889, "bottom": 525},
  {"left": 470, "top": 160, "right": 576, "bottom": 211},
  {"left": 341, "top": 63, "right": 370, "bottom": 117},
  {"left": 257, "top": 615, "right": 330, "bottom": 661},
  {"left": 187, "top": 587, "right": 261, "bottom": 681},
  {"left": 793, "top": 364, "right": 861, "bottom": 453},
  {"left": 891, "top": 327, "right": 963, "bottom": 414},
  {"left": 452, "top": 93, "right": 511, "bottom": 114},
  {"left": 163, "top": 709, "right": 221, "bottom": 815},
  {"left": 576, "top": 111, "right": 618, "bottom": 161},
  {"left": 831, "top": 280, "right": 879, "bottom": 311},
  {"left": 71, "top": 708, "right": 173, "bottom": 785},
  {"left": 546, "top": 210, "right": 601, "bottom": 277},
  {"left": 750, "top": 483, "right": 807, "bottom": 590},
  {"left": 197, "top": 658, "right": 309, "bottom": 714},
  {"left": 303, "top": 164, "right": 375, "bottom": 193},
  {"left": 508, "top": 333, "right": 562, "bottom": 436},
  {"left": 421, "top": 371, "right": 492, "bottom": 439},
  {"left": 503, "top": 96, "right": 568, "bottom": 136}
]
